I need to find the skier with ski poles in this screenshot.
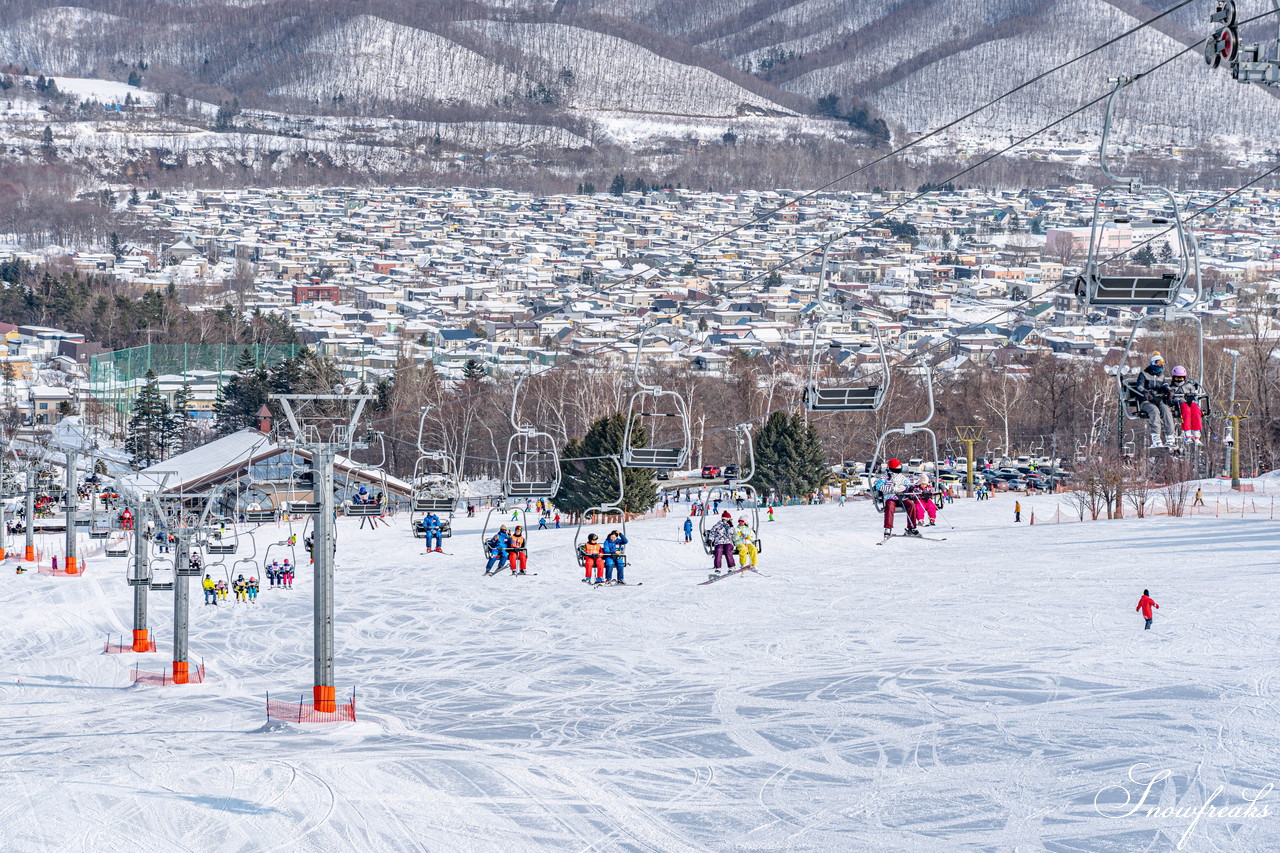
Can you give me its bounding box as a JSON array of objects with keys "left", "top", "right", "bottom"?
[{"left": 882, "top": 459, "right": 921, "bottom": 540}]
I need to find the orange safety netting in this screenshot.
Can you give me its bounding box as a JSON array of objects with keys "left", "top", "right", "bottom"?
[
  {"left": 130, "top": 662, "right": 206, "bottom": 685},
  {"left": 104, "top": 636, "right": 158, "bottom": 654},
  {"left": 38, "top": 561, "right": 87, "bottom": 577},
  {"left": 266, "top": 694, "right": 357, "bottom": 723}
]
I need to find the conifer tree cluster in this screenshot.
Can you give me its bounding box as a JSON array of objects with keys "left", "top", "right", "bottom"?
[
  {"left": 212, "top": 347, "right": 342, "bottom": 435},
  {"left": 123, "top": 369, "right": 191, "bottom": 467},
  {"left": 752, "top": 411, "right": 829, "bottom": 498},
  {"left": 557, "top": 413, "right": 658, "bottom": 516}
]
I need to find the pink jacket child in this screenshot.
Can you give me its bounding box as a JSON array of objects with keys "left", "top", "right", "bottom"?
[
  {"left": 1136, "top": 590, "right": 1159, "bottom": 630},
  {"left": 913, "top": 474, "right": 939, "bottom": 525}
]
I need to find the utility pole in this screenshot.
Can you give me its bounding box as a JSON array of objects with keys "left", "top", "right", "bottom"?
[
  {"left": 273, "top": 392, "right": 370, "bottom": 713},
  {"left": 955, "top": 426, "right": 984, "bottom": 497}
]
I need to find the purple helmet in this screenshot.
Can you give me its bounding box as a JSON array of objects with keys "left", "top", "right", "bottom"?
[{"left": 1171, "top": 365, "right": 1188, "bottom": 378}]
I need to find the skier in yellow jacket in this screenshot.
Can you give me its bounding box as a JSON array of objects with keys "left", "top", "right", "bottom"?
[{"left": 734, "top": 518, "right": 759, "bottom": 568}]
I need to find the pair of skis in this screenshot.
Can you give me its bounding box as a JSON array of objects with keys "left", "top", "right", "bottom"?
[
  {"left": 486, "top": 570, "right": 537, "bottom": 577},
  {"left": 583, "top": 578, "right": 643, "bottom": 587},
  {"left": 699, "top": 567, "right": 765, "bottom": 585},
  {"left": 878, "top": 531, "right": 947, "bottom": 544}
]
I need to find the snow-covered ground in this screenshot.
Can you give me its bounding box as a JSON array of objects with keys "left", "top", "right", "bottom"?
[{"left": 3, "top": 495, "right": 1279, "bottom": 851}]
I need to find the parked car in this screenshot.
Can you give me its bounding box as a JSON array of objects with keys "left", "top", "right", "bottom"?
[
  {"left": 701, "top": 465, "right": 722, "bottom": 478},
  {"left": 656, "top": 470, "right": 671, "bottom": 481},
  {"left": 724, "top": 464, "right": 740, "bottom": 479}
]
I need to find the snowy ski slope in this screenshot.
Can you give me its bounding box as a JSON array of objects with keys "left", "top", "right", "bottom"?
[{"left": 2, "top": 496, "right": 1278, "bottom": 851}]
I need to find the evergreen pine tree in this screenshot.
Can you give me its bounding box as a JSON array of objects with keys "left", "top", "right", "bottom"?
[
  {"left": 124, "top": 370, "right": 171, "bottom": 466},
  {"left": 461, "top": 359, "right": 487, "bottom": 386},
  {"left": 1133, "top": 245, "right": 1157, "bottom": 267},
  {"left": 557, "top": 413, "right": 658, "bottom": 516},
  {"left": 213, "top": 349, "right": 271, "bottom": 434},
  {"left": 128, "top": 187, "right": 140, "bottom": 206},
  {"left": 753, "top": 411, "right": 829, "bottom": 499},
  {"left": 609, "top": 174, "right": 626, "bottom": 196},
  {"left": 166, "top": 384, "right": 192, "bottom": 455}
]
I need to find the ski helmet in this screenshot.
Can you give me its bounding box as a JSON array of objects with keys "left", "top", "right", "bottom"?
[
  {"left": 588, "top": 533, "right": 599, "bottom": 542},
  {"left": 888, "top": 458, "right": 903, "bottom": 472},
  {"left": 1171, "top": 365, "right": 1188, "bottom": 378}
]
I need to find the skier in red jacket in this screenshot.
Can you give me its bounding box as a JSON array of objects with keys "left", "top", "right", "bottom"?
[{"left": 1136, "top": 589, "right": 1159, "bottom": 630}]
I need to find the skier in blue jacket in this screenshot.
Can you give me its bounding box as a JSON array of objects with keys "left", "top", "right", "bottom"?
[
  {"left": 602, "top": 530, "right": 629, "bottom": 584},
  {"left": 683, "top": 517, "right": 693, "bottom": 543},
  {"left": 485, "top": 526, "right": 512, "bottom": 574},
  {"left": 421, "top": 513, "right": 443, "bottom": 552}
]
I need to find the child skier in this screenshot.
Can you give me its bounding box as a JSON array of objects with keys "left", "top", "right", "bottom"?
[
  {"left": 507, "top": 526, "right": 528, "bottom": 575},
  {"left": 580, "top": 533, "right": 605, "bottom": 583},
  {"left": 266, "top": 561, "right": 278, "bottom": 588},
  {"left": 281, "top": 560, "right": 294, "bottom": 589},
  {"left": 1136, "top": 589, "right": 1159, "bottom": 630},
  {"left": 602, "top": 530, "right": 628, "bottom": 583},
  {"left": 233, "top": 575, "right": 248, "bottom": 603},
  {"left": 215, "top": 579, "right": 228, "bottom": 601},
  {"left": 882, "top": 459, "right": 920, "bottom": 540},
  {"left": 1169, "top": 366, "right": 1205, "bottom": 445},
  {"left": 734, "top": 518, "right": 759, "bottom": 568},
  {"left": 247, "top": 577, "right": 259, "bottom": 602},
  {"left": 683, "top": 517, "right": 693, "bottom": 543},
  {"left": 914, "top": 473, "right": 939, "bottom": 526},
  {"left": 708, "top": 511, "right": 737, "bottom": 572},
  {"left": 485, "top": 526, "right": 511, "bottom": 574}
]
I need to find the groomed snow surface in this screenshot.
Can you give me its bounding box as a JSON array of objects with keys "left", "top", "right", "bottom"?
[{"left": 4, "top": 496, "right": 1279, "bottom": 851}]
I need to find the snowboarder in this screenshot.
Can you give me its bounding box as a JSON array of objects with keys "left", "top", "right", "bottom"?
[
  {"left": 683, "top": 517, "right": 693, "bottom": 543},
  {"left": 202, "top": 575, "right": 216, "bottom": 605},
  {"left": 1169, "top": 366, "right": 1205, "bottom": 445},
  {"left": 602, "top": 530, "right": 628, "bottom": 583},
  {"left": 881, "top": 459, "right": 920, "bottom": 540},
  {"left": 708, "top": 511, "right": 737, "bottom": 572},
  {"left": 1135, "top": 353, "right": 1177, "bottom": 448},
  {"left": 734, "top": 518, "right": 759, "bottom": 568},
  {"left": 507, "top": 526, "right": 528, "bottom": 574},
  {"left": 485, "top": 526, "right": 511, "bottom": 574},
  {"left": 421, "top": 513, "right": 443, "bottom": 552},
  {"left": 580, "top": 533, "right": 604, "bottom": 583},
  {"left": 1136, "top": 589, "right": 1159, "bottom": 630}
]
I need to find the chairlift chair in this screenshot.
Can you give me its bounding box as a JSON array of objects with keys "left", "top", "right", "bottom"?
[
  {"left": 572, "top": 456, "right": 628, "bottom": 568},
  {"left": 105, "top": 532, "right": 131, "bottom": 557},
  {"left": 870, "top": 363, "right": 942, "bottom": 499},
  {"left": 622, "top": 324, "right": 692, "bottom": 470},
  {"left": 206, "top": 521, "right": 238, "bottom": 555},
  {"left": 148, "top": 558, "right": 175, "bottom": 591},
  {"left": 1074, "top": 78, "right": 1195, "bottom": 310},
  {"left": 805, "top": 240, "right": 891, "bottom": 411}
]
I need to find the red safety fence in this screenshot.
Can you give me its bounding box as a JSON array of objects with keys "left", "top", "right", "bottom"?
[
  {"left": 38, "top": 560, "right": 87, "bottom": 577},
  {"left": 104, "top": 634, "right": 158, "bottom": 653},
  {"left": 266, "top": 691, "right": 357, "bottom": 723},
  {"left": 130, "top": 661, "right": 206, "bottom": 686}
]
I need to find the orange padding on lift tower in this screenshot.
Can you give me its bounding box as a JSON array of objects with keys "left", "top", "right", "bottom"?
[
  {"left": 132, "top": 629, "right": 151, "bottom": 653},
  {"left": 314, "top": 685, "right": 336, "bottom": 713},
  {"left": 266, "top": 691, "right": 356, "bottom": 723},
  {"left": 172, "top": 661, "right": 189, "bottom": 684},
  {"left": 64, "top": 557, "right": 78, "bottom": 575},
  {"left": 24, "top": 546, "right": 35, "bottom": 562}
]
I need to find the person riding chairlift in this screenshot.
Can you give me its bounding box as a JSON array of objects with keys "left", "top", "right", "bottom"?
[
  {"left": 882, "top": 458, "right": 920, "bottom": 540},
  {"left": 1168, "top": 365, "right": 1205, "bottom": 446}
]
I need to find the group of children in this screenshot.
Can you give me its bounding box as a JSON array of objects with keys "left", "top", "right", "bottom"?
[
  {"left": 265, "top": 559, "right": 296, "bottom": 589},
  {"left": 484, "top": 525, "right": 530, "bottom": 575},
  {"left": 201, "top": 574, "right": 260, "bottom": 604},
  {"left": 578, "top": 530, "right": 629, "bottom": 584},
  {"left": 702, "top": 511, "right": 760, "bottom": 573}
]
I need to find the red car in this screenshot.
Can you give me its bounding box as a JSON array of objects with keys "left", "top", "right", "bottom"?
[{"left": 701, "top": 465, "right": 722, "bottom": 478}]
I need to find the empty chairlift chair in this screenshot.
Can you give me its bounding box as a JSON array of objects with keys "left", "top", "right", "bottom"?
[
  {"left": 623, "top": 325, "right": 693, "bottom": 470},
  {"left": 1073, "top": 77, "right": 1194, "bottom": 311},
  {"left": 503, "top": 428, "right": 561, "bottom": 499},
  {"left": 804, "top": 240, "right": 890, "bottom": 412}
]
